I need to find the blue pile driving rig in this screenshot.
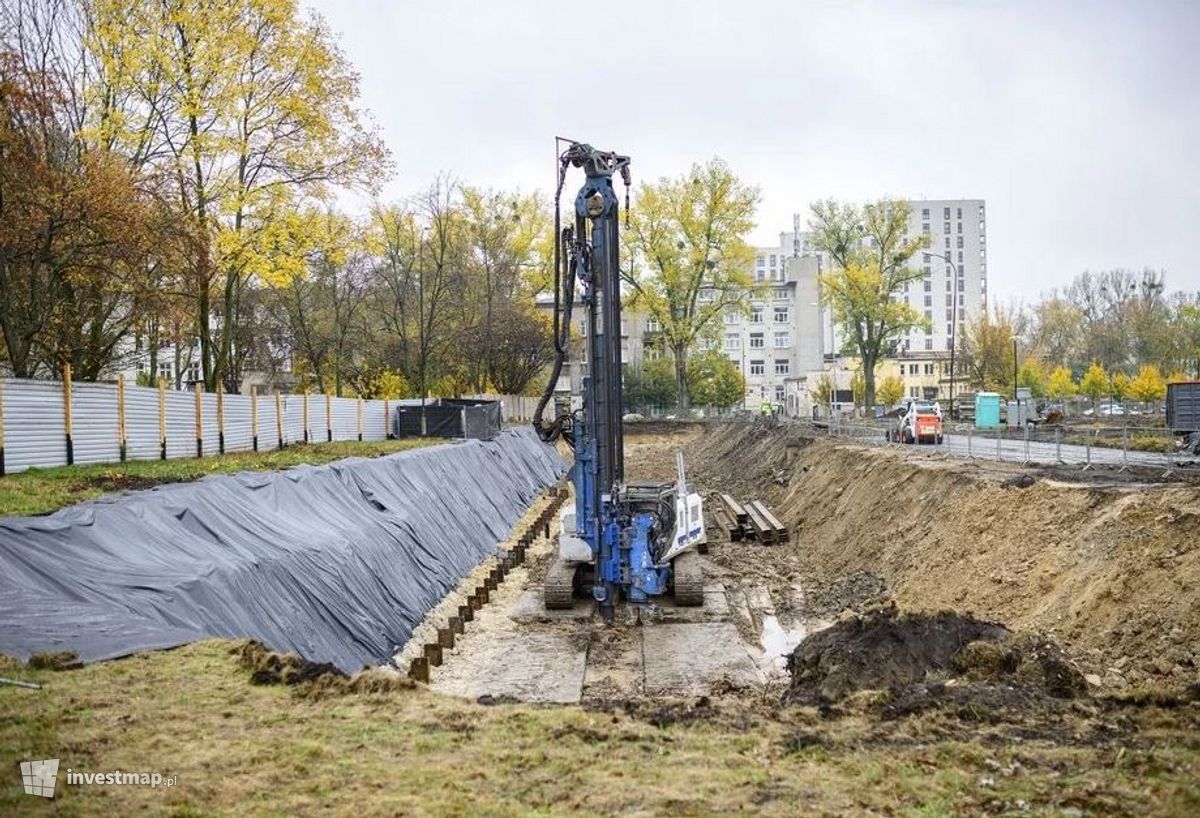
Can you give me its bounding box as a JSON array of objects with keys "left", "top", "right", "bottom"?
[{"left": 534, "top": 139, "right": 706, "bottom": 619}]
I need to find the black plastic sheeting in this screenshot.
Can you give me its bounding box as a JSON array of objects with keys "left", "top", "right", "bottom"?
[
  {"left": 395, "top": 399, "right": 502, "bottom": 440},
  {"left": 0, "top": 428, "right": 564, "bottom": 672}
]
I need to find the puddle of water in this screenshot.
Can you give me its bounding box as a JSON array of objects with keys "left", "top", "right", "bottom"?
[{"left": 760, "top": 614, "right": 806, "bottom": 671}]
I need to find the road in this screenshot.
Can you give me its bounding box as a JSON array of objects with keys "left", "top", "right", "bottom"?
[{"left": 815, "top": 421, "right": 1190, "bottom": 471}]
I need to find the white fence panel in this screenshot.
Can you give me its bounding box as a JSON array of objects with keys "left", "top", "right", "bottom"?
[
  {"left": 72, "top": 382, "right": 121, "bottom": 466},
  {"left": 361, "top": 399, "right": 388, "bottom": 441},
  {"left": 279, "top": 394, "right": 303, "bottom": 446},
  {"left": 223, "top": 393, "right": 255, "bottom": 453},
  {"left": 201, "top": 393, "right": 221, "bottom": 456},
  {"left": 332, "top": 397, "right": 361, "bottom": 441},
  {"left": 163, "top": 390, "right": 196, "bottom": 460},
  {"left": 3, "top": 379, "right": 67, "bottom": 472},
  {"left": 125, "top": 385, "right": 162, "bottom": 461}
]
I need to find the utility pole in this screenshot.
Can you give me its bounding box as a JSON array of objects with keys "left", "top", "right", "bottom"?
[{"left": 1013, "top": 337, "right": 1019, "bottom": 400}]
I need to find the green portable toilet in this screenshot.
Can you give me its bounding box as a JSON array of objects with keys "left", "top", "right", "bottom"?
[{"left": 975, "top": 392, "right": 1002, "bottom": 429}]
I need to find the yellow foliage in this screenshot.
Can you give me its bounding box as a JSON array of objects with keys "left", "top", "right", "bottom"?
[
  {"left": 1128, "top": 364, "right": 1166, "bottom": 404},
  {"left": 1046, "top": 366, "right": 1077, "bottom": 399},
  {"left": 1079, "top": 362, "right": 1109, "bottom": 401}
]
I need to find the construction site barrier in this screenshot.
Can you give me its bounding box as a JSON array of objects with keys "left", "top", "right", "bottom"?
[
  {"left": 805, "top": 416, "right": 1198, "bottom": 474},
  {"left": 0, "top": 375, "right": 541, "bottom": 475}
]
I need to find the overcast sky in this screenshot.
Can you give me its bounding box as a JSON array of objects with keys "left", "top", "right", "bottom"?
[{"left": 305, "top": 0, "right": 1199, "bottom": 304}]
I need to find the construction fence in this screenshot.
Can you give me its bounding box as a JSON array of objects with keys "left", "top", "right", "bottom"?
[
  {"left": 0, "top": 372, "right": 539, "bottom": 475},
  {"left": 804, "top": 417, "right": 1200, "bottom": 475}
]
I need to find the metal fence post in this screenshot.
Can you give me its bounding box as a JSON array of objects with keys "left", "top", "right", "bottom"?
[
  {"left": 996, "top": 425, "right": 1002, "bottom": 461},
  {"left": 194, "top": 383, "right": 203, "bottom": 458},
  {"left": 302, "top": 389, "right": 310, "bottom": 444},
  {"left": 384, "top": 398, "right": 390, "bottom": 439},
  {"left": 1055, "top": 426, "right": 1062, "bottom": 464},
  {"left": 967, "top": 426, "right": 973, "bottom": 458},
  {"left": 1120, "top": 424, "right": 1128, "bottom": 472},
  {"left": 1023, "top": 422, "right": 1030, "bottom": 464},
  {"left": 357, "top": 397, "right": 363, "bottom": 442},
  {"left": 251, "top": 386, "right": 259, "bottom": 452},
  {"left": 117, "top": 374, "right": 127, "bottom": 462},
  {"left": 0, "top": 380, "right": 6, "bottom": 476},
  {"left": 216, "top": 381, "right": 225, "bottom": 455},
  {"left": 275, "top": 391, "right": 284, "bottom": 450},
  {"left": 158, "top": 378, "right": 167, "bottom": 460},
  {"left": 326, "top": 393, "right": 333, "bottom": 442},
  {"left": 62, "top": 363, "right": 74, "bottom": 466}
]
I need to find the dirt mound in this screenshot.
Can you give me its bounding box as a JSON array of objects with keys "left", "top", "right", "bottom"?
[
  {"left": 786, "top": 608, "right": 1007, "bottom": 703},
  {"left": 785, "top": 607, "right": 1087, "bottom": 707},
  {"left": 674, "top": 422, "right": 1200, "bottom": 690}
]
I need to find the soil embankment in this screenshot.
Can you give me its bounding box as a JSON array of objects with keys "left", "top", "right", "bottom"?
[{"left": 671, "top": 420, "right": 1200, "bottom": 690}]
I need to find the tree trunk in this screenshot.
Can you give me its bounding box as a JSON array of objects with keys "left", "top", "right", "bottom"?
[
  {"left": 673, "top": 344, "right": 690, "bottom": 414},
  {"left": 863, "top": 352, "right": 877, "bottom": 411}
]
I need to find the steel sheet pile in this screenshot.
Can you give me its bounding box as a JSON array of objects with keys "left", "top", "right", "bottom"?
[{"left": 0, "top": 428, "right": 565, "bottom": 672}]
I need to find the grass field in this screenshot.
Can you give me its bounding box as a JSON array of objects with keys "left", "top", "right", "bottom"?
[
  {"left": 0, "top": 438, "right": 442, "bottom": 517},
  {"left": 1, "top": 641, "right": 1198, "bottom": 817}
]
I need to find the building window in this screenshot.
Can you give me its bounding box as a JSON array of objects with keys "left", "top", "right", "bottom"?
[
  {"left": 774, "top": 331, "right": 790, "bottom": 348},
  {"left": 924, "top": 295, "right": 932, "bottom": 307},
  {"left": 749, "top": 360, "right": 765, "bottom": 376},
  {"left": 923, "top": 280, "right": 932, "bottom": 292},
  {"left": 774, "top": 306, "right": 788, "bottom": 323},
  {"left": 773, "top": 287, "right": 788, "bottom": 299},
  {"left": 922, "top": 222, "right": 930, "bottom": 234},
  {"left": 775, "top": 359, "right": 790, "bottom": 375},
  {"left": 922, "top": 208, "right": 930, "bottom": 218},
  {"left": 725, "top": 333, "right": 740, "bottom": 350},
  {"left": 757, "top": 256, "right": 765, "bottom": 267},
  {"left": 925, "top": 363, "right": 934, "bottom": 376},
  {"left": 943, "top": 207, "right": 950, "bottom": 219},
  {"left": 925, "top": 338, "right": 933, "bottom": 351},
  {"left": 158, "top": 362, "right": 172, "bottom": 380},
  {"left": 944, "top": 222, "right": 950, "bottom": 234},
  {"left": 957, "top": 221, "right": 963, "bottom": 234},
  {"left": 956, "top": 236, "right": 963, "bottom": 249},
  {"left": 750, "top": 332, "right": 764, "bottom": 349},
  {"left": 910, "top": 385, "right": 921, "bottom": 397},
  {"left": 755, "top": 269, "right": 765, "bottom": 282},
  {"left": 750, "top": 306, "right": 763, "bottom": 323},
  {"left": 775, "top": 385, "right": 785, "bottom": 402},
  {"left": 957, "top": 207, "right": 963, "bottom": 220},
  {"left": 187, "top": 362, "right": 200, "bottom": 383},
  {"left": 725, "top": 312, "right": 739, "bottom": 324},
  {"left": 944, "top": 237, "right": 950, "bottom": 248},
  {"left": 769, "top": 255, "right": 777, "bottom": 266}
]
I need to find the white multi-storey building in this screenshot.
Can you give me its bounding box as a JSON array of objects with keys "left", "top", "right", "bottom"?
[
  {"left": 792, "top": 199, "right": 988, "bottom": 355},
  {"left": 712, "top": 247, "right": 822, "bottom": 411}
]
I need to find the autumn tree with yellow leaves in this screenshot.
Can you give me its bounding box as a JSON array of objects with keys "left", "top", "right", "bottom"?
[
  {"left": 623, "top": 158, "right": 761, "bottom": 413},
  {"left": 808, "top": 198, "right": 929, "bottom": 408},
  {"left": 82, "top": 0, "right": 388, "bottom": 391}
]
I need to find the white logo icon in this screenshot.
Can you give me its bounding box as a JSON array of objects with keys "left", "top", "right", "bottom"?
[{"left": 20, "top": 758, "right": 59, "bottom": 798}]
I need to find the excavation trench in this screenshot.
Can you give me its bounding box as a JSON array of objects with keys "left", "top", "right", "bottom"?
[{"left": 397, "top": 420, "right": 1200, "bottom": 707}]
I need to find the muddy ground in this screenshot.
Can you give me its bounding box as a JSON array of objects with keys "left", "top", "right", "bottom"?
[{"left": 400, "top": 420, "right": 1200, "bottom": 718}]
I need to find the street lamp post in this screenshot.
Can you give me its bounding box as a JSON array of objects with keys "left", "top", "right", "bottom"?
[
  {"left": 1012, "top": 336, "right": 1019, "bottom": 401},
  {"left": 928, "top": 250, "right": 961, "bottom": 418}
]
